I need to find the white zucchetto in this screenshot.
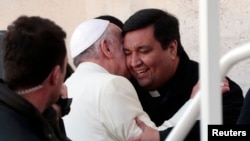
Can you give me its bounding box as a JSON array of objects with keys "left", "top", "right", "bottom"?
[{"left": 70, "top": 19, "right": 109, "bottom": 58}]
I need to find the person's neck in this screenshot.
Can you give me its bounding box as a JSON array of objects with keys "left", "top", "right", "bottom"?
[
  {"left": 16, "top": 85, "right": 47, "bottom": 113},
  {"left": 22, "top": 92, "right": 47, "bottom": 113},
  {"left": 16, "top": 85, "right": 43, "bottom": 95}
]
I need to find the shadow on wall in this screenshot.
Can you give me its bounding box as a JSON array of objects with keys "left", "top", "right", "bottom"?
[{"left": 0, "top": 31, "right": 5, "bottom": 78}]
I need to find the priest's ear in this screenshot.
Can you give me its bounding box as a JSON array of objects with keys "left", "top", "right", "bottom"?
[{"left": 168, "top": 40, "right": 178, "bottom": 60}]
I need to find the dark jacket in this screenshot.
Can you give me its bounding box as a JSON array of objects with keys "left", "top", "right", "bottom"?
[
  {"left": 237, "top": 88, "right": 250, "bottom": 124},
  {"left": 132, "top": 51, "right": 244, "bottom": 140},
  {"left": 0, "top": 80, "right": 67, "bottom": 141}
]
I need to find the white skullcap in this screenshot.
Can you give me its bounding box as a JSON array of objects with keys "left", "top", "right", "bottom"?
[{"left": 70, "top": 19, "right": 109, "bottom": 58}]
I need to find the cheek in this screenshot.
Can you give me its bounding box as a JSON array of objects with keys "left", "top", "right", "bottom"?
[
  {"left": 116, "top": 54, "right": 127, "bottom": 69},
  {"left": 154, "top": 57, "right": 173, "bottom": 77},
  {"left": 145, "top": 55, "right": 166, "bottom": 74},
  {"left": 141, "top": 55, "right": 156, "bottom": 67},
  {"left": 125, "top": 56, "right": 131, "bottom": 67}
]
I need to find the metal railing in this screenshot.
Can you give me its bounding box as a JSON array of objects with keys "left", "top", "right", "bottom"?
[
  {"left": 165, "top": 0, "right": 250, "bottom": 140},
  {"left": 165, "top": 42, "right": 250, "bottom": 141}
]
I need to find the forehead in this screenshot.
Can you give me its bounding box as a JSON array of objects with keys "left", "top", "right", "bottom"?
[
  {"left": 125, "top": 25, "right": 154, "bottom": 37},
  {"left": 124, "top": 25, "right": 156, "bottom": 49}
]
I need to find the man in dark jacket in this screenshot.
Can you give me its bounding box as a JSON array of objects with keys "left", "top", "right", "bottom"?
[
  {"left": 123, "top": 8, "right": 244, "bottom": 141},
  {"left": 0, "top": 16, "right": 69, "bottom": 141}
]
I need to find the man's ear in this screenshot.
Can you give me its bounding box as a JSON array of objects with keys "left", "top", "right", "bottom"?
[
  {"left": 168, "top": 40, "right": 178, "bottom": 60},
  {"left": 100, "top": 39, "right": 112, "bottom": 58},
  {"left": 49, "top": 65, "right": 60, "bottom": 85}
]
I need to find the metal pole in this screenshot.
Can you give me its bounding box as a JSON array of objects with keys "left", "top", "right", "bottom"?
[
  {"left": 199, "top": 0, "right": 221, "bottom": 141},
  {"left": 165, "top": 92, "right": 201, "bottom": 141}
]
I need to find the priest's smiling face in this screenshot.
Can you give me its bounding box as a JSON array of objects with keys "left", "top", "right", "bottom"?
[{"left": 124, "top": 25, "right": 179, "bottom": 91}]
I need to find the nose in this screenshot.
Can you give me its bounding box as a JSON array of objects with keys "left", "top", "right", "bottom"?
[{"left": 131, "top": 54, "right": 142, "bottom": 67}]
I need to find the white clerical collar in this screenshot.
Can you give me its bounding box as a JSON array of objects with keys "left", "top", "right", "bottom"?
[{"left": 149, "top": 90, "right": 161, "bottom": 97}]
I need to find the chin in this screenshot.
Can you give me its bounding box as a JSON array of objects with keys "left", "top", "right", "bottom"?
[{"left": 138, "top": 81, "right": 150, "bottom": 89}]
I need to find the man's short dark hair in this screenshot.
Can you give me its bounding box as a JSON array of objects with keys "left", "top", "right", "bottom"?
[{"left": 2, "top": 16, "right": 67, "bottom": 88}]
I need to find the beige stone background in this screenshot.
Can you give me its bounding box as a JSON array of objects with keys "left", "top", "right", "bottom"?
[{"left": 1, "top": 0, "right": 250, "bottom": 95}]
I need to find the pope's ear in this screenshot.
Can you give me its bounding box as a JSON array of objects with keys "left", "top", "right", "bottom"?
[{"left": 100, "top": 39, "right": 112, "bottom": 58}]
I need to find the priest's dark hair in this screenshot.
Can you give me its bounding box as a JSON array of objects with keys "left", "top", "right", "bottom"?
[{"left": 95, "top": 15, "right": 123, "bottom": 29}]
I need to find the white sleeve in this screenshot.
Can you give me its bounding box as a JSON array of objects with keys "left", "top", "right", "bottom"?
[{"left": 100, "top": 76, "right": 157, "bottom": 140}]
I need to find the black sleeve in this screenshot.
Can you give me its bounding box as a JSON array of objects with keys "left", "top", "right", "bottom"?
[
  {"left": 222, "top": 77, "right": 244, "bottom": 124},
  {"left": 56, "top": 97, "right": 72, "bottom": 117},
  {"left": 237, "top": 88, "right": 250, "bottom": 124},
  {"left": 160, "top": 121, "right": 200, "bottom": 141},
  {"left": 159, "top": 128, "right": 172, "bottom": 141}
]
